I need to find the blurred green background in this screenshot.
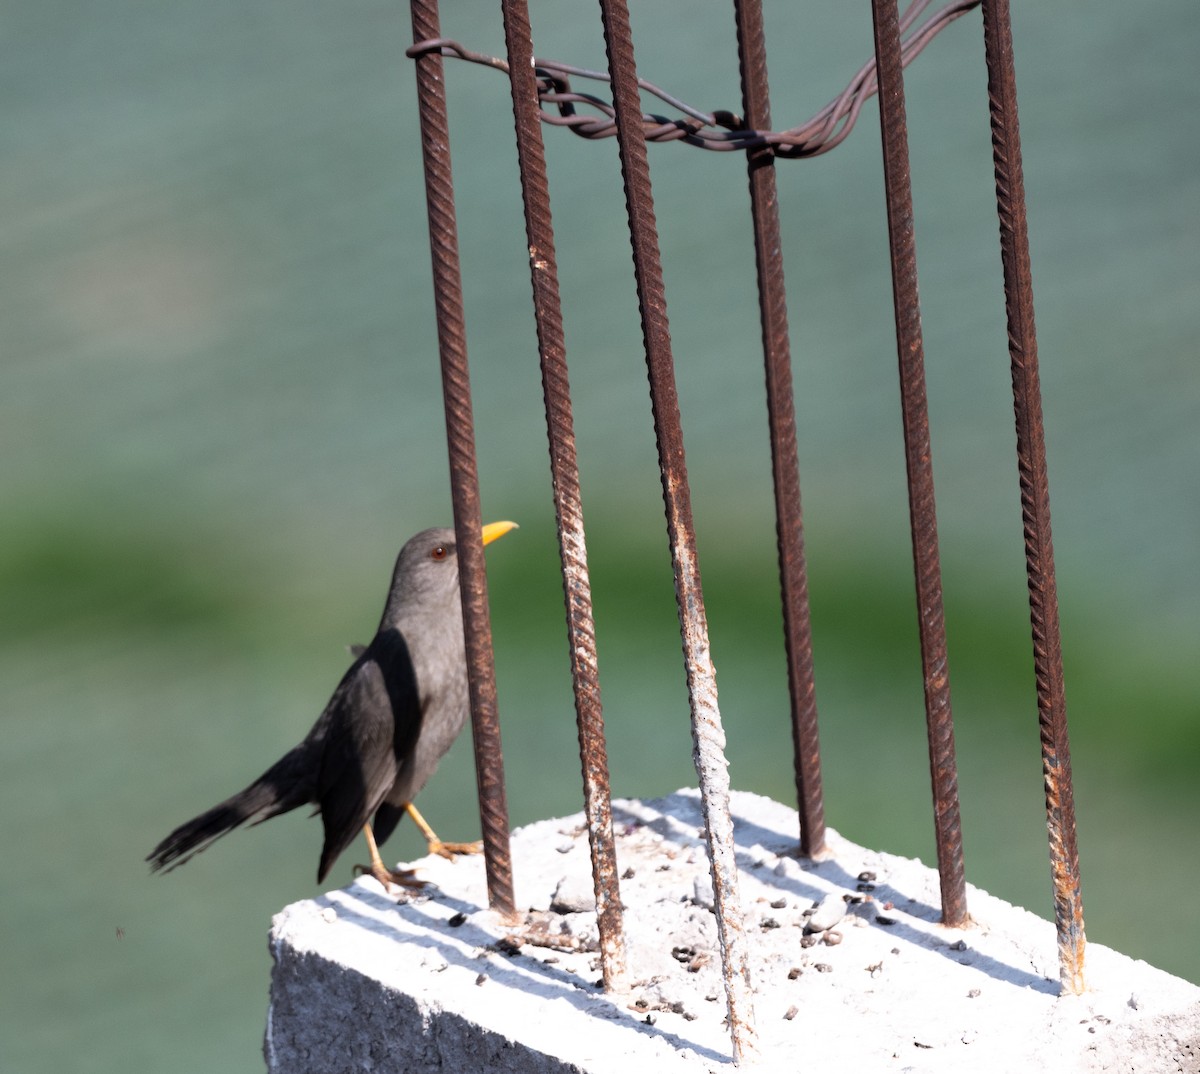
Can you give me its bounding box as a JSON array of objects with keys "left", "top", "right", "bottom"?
[{"left": 3, "top": 1, "right": 1198, "bottom": 1070}]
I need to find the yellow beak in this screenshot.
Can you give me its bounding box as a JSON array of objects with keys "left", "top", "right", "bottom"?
[{"left": 481, "top": 520, "right": 519, "bottom": 546}]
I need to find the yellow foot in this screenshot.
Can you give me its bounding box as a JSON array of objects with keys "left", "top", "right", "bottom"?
[
  {"left": 353, "top": 861, "right": 425, "bottom": 891},
  {"left": 427, "top": 838, "right": 484, "bottom": 862},
  {"left": 404, "top": 803, "right": 483, "bottom": 862}
]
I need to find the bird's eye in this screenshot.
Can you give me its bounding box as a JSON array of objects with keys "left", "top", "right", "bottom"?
[{"left": 430, "top": 545, "right": 448, "bottom": 561}]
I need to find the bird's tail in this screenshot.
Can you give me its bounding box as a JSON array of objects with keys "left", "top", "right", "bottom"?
[{"left": 147, "top": 748, "right": 313, "bottom": 873}]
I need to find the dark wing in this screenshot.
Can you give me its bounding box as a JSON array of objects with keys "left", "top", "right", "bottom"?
[
  {"left": 314, "top": 629, "right": 423, "bottom": 880},
  {"left": 371, "top": 801, "right": 407, "bottom": 845}
]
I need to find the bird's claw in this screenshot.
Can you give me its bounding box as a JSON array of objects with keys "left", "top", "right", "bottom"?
[
  {"left": 428, "top": 838, "right": 484, "bottom": 861},
  {"left": 353, "top": 862, "right": 425, "bottom": 891}
]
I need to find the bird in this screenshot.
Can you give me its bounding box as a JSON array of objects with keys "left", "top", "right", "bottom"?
[{"left": 147, "top": 521, "right": 517, "bottom": 890}]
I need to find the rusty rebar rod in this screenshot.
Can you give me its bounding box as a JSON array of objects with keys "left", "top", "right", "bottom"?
[
  {"left": 732, "top": 0, "right": 828, "bottom": 860},
  {"left": 409, "top": 0, "right": 515, "bottom": 919},
  {"left": 498, "top": 0, "right": 628, "bottom": 991},
  {"left": 980, "top": 0, "right": 1086, "bottom": 995},
  {"left": 596, "top": 0, "right": 757, "bottom": 1061},
  {"left": 869, "top": 0, "right": 968, "bottom": 928}
]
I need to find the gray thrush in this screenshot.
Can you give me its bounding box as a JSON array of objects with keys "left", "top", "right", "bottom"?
[{"left": 146, "top": 521, "right": 516, "bottom": 889}]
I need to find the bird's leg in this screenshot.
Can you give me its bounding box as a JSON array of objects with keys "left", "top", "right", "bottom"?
[
  {"left": 405, "top": 802, "right": 483, "bottom": 861},
  {"left": 353, "top": 822, "right": 424, "bottom": 890}
]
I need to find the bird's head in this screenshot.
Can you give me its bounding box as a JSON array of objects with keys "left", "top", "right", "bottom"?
[{"left": 384, "top": 521, "right": 517, "bottom": 623}]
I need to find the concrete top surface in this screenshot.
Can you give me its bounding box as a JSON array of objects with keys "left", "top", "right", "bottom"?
[{"left": 267, "top": 789, "right": 1200, "bottom": 1072}]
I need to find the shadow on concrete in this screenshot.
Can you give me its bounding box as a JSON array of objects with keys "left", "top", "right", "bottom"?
[
  {"left": 322, "top": 880, "right": 736, "bottom": 1067},
  {"left": 622, "top": 791, "right": 1059, "bottom": 997}
]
